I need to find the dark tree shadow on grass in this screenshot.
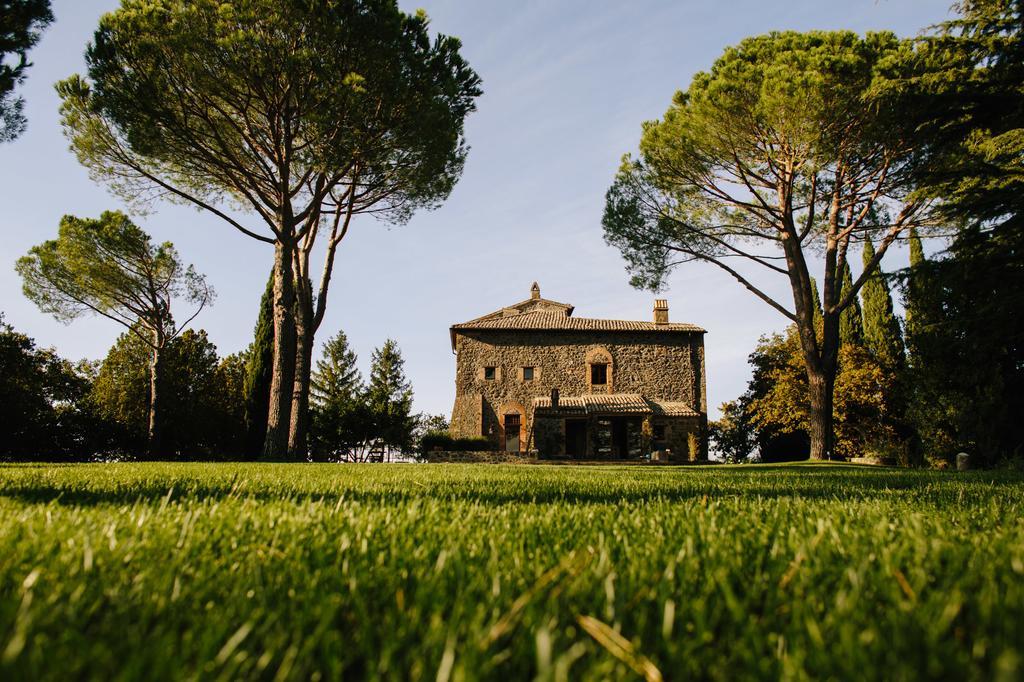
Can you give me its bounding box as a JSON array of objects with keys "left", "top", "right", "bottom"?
[{"left": 0, "top": 463, "right": 1021, "bottom": 509}]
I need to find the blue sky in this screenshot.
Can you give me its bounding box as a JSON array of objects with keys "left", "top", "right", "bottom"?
[{"left": 0, "top": 0, "right": 953, "bottom": 420}]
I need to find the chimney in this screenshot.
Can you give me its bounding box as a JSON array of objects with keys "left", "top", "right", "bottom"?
[
  {"left": 654, "top": 299, "right": 669, "bottom": 325},
  {"left": 550, "top": 388, "right": 559, "bottom": 408},
  {"left": 531, "top": 282, "right": 541, "bottom": 300}
]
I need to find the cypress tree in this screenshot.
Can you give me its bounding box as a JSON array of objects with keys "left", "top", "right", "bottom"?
[
  {"left": 861, "top": 238, "right": 905, "bottom": 369},
  {"left": 242, "top": 271, "right": 274, "bottom": 457},
  {"left": 809, "top": 276, "right": 823, "bottom": 337},
  {"left": 905, "top": 227, "right": 926, "bottom": 346},
  {"left": 908, "top": 227, "right": 925, "bottom": 269},
  {"left": 839, "top": 262, "right": 864, "bottom": 347}
]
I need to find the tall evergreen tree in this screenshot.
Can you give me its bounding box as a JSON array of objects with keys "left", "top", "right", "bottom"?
[
  {"left": 839, "top": 262, "right": 864, "bottom": 347},
  {"left": 861, "top": 238, "right": 905, "bottom": 369},
  {"left": 904, "top": 227, "right": 926, "bottom": 347},
  {"left": 367, "top": 339, "right": 414, "bottom": 455},
  {"left": 809, "top": 277, "right": 823, "bottom": 336},
  {"left": 309, "top": 331, "right": 370, "bottom": 461},
  {"left": 311, "top": 331, "right": 362, "bottom": 407},
  {"left": 242, "top": 272, "right": 274, "bottom": 458},
  {"left": 908, "top": 227, "right": 925, "bottom": 269}
]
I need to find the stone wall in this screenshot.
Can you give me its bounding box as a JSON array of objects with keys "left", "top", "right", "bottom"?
[
  {"left": 423, "top": 450, "right": 536, "bottom": 464},
  {"left": 659, "top": 415, "right": 704, "bottom": 461},
  {"left": 449, "top": 328, "right": 707, "bottom": 449}
]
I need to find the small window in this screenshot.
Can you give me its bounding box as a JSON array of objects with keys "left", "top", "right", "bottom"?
[
  {"left": 653, "top": 424, "right": 666, "bottom": 441},
  {"left": 522, "top": 366, "right": 534, "bottom": 381},
  {"left": 590, "top": 363, "right": 608, "bottom": 385},
  {"left": 484, "top": 366, "right": 496, "bottom": 380}
]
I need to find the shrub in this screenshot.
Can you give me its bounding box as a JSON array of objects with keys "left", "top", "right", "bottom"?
[
  {"left": 419, "top": 432, "right": 491, "bottom": 454},
  {"left": 453, "top": 436, "right": 491, "bottom": 451}
]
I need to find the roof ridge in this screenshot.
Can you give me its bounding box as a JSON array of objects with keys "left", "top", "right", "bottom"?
[{"left": 451, "top": 311, "right": 705, "bottom": 333}]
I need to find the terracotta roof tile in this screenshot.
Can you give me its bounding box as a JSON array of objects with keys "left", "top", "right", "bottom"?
[
  {"left": 531, "top": 394, "right": 700, "bottom": 417},
  {"left": 647, "top": 400, "right": 701, "bottom": 417},
  {"left": 453, "top": 311, "right": 704, "bottom": 333}
]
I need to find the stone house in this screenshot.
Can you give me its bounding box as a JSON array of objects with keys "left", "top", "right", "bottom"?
[{"left": 449, "top": 283, "right": 707, "bottom": 460}]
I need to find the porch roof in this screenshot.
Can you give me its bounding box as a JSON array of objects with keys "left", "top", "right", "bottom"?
[{"left": 532, "top": 394, "right": 700, "bottom": 418}]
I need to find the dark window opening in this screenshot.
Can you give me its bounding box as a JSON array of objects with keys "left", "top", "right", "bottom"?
[
  {"left": 484, "top": 366, "right": 495, "bottom": 380},
  {"left": 523, "top": 366, "right": 534, "bottom": 381},
  {"left": 653, "top": 424, "right": 666, "bottom": 442},
  {"left": 594, "top": 418, "right": 613, "bottom": 456},
  {"left": 590, "top": 363, "right": 608, "bottom": 385}
]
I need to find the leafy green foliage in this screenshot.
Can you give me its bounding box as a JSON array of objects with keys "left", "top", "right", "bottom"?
[
  {"left": 708, "top": 400, "right": 756, "bottom": 462},
  {"left": 16, "top": 211, "right": 211, "bottom": 338},
  {"left": 0, "top": 0, "right": 52, "bottom": 141},
  {"left": 0, "top": 463, "right": 1021, "bottom": 680},
  {"left": 879, "top": 0, "right": 1024, "bottom": 225},
  {"left": 904, "top": 227, "right": 926, "bottom": 348},
  {"left": 311, "top": 331, "right": 363, "bottom": 407},
  {"left": 58, "top": 0, "right": 482, "bottom": 226},
  {"left": 418, "top": 432, "right": 491, "bottom": 454},
  {"left": 57, "top": 0, "right": 481, "bottom": 460},
  {"left": 0, "top": 313, "right": 97, "bottom": 459},
  {"left": 308, "top": 334, "right": 421, "bottom": 461},
  {"left": 16, "top": 211, "right": 213, "bottom": 455},
  {"left": 603, "top": 30, "right": 924, "bottom": 294},
  {"left": 861, "top": 238, "right": 905, "bottom": 369},
  {"left": 736, "top": 327, "right": 901, "bottom": 461},
  {"left": 839, "top": 262, "right": 864, "bottom": 347},
  {"left": 901, "top": 224, "right": 1024, "bottom": 466},
  {"left": 90, "top": 328, "right": 246, "bottom": 458}
]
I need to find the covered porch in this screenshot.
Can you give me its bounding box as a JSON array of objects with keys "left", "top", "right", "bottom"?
[{"left": 529, "top": 393, "right": 701, "bottom": 460}]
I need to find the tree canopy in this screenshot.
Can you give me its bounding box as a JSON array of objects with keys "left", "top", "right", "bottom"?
[
  {"left": 17, "top": 211, "right": 211, "bottom": 339},
  {"left": 91, "top": 327, "right": 247, "bottom": 457},
  {"left": 860, "top": 239, "right": 905, "bottom": 369},
  {"left": 880, "top": 0, "right": 1024, "bottom": 226},
  {"left": 16, "top": 210, "right": 212, "bottom": 454},
  {"left": 603, "top": 30, "right": 935, "bottom": 459},
  {"left": 0, "top": 312, "right": 95, "bottom": 459},
  {"left": 57, "top": 0, "right": 482, "bottom": 459},
  {"left": 0, "top": 0, "right": 52, "bottom": 141}
]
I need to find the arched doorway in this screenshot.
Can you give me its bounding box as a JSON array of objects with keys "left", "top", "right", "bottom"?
[{"left": 499, "top": 402, "right": 527, "bottom": 453}]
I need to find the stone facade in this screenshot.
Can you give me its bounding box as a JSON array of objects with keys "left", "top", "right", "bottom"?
[{"left": 448, "top": 284, "right": 708, "bottom": 461}]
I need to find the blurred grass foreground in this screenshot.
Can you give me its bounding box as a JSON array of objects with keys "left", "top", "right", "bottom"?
[{"left": 1, "top": 462, "right": 1022, "bottom": 680}]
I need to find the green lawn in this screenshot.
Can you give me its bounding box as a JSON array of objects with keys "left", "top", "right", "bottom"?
[{"left": 0, "top": 463, "right": 1022, "bottom": 681}]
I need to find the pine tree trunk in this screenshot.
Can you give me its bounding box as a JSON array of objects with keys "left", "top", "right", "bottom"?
[
  {"left": 806, "top": 365, "right": 835, "bottom": 460},
  {"left": 262, "top": 240, "right": 298, "bottom": 460},
  {"left": 147, "top": 339, "right": 164, "bottom": 459},
  {"left": 288, "top": 289, "right": 313, "bottom": 460},
  {"left": 781, "top": 235, "right": 840, "bottom": 462}
]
